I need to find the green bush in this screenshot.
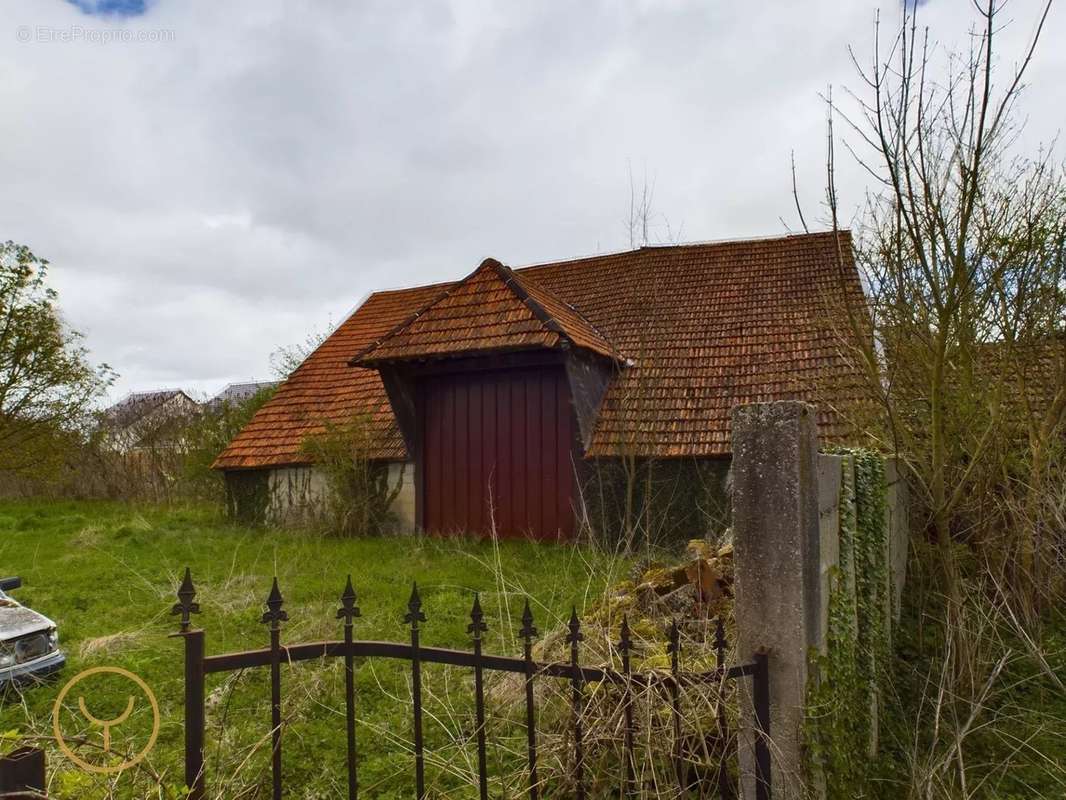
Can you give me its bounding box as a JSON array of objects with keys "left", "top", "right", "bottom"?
[
  {"left": 300, "top": 414, "right": 403, "bottom": 536},
  {"left": 180, "top": 386, "right": 276, "bottom": 502}
]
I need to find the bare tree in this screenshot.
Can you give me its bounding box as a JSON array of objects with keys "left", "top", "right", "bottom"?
[
  {"left": 820, "top": 0, "right": 1062, "bottom": 609},
  {"left": 270, "top": 324, "right": 331, "bottom": 380}
]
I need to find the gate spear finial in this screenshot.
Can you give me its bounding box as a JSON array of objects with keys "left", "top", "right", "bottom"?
[
  {"left": 519, "top": 598, "right": 538, "bottom": 641},
  {"left": 337, "top": 575, "right": 361, "bottom": 625},
  {"left": 617, "top": 613, "right": 634, "bottom": 656},
  {"left": 261, "top": 576, "right": 289, "bottom": 629},
  {"left": 467, "top": 593, "right": 487, "bottom": 639},
  {"left": 171, "top": 567, "right": 200, "bottom": 633},
  {"left": 404, "top": 581, "right": 426, "bottom": 627},
  {"left": 566, "top": 606, "right": 584, "bottom": 645}
]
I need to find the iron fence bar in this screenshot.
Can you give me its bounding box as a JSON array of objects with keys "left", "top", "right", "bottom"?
[
  {"left": 337, "top": 577, "right": 361, "bottom": 800},
  {"left": 567, "top": 608, "right": 585, "bottom": 800},
  {"left": 183, "top": 630, "right": 206, "bottom": 800},
  {"left": 468, "top": 595, "right": 489, "bottom": 800},
  {"left": 520, "top": 600, "right": 539, "bottom": 800},
  {"left": 202, "top": 641, "right": 753, "bottom": 684},
  {"left": 668, "top": 621, "right": 686, "bottom": 796},
  {"left": 405, "top": 584, "right": 427, "bottom": 800},
  {"left": 269, "top": 626, "right": 283, "bottom": 800},
  {"left": 171, "top": 568, "right": 205, "bottom": 800},
  {"left": 618, "top": 615, "right": 636, "bottom": 799},
  {"left": 714, "top": 618, "right": 734, "bottom": 800},
  {"left": 262, "top": 578, "right": 288, "bottom": 800},
  {"left": 723, "top": 663, "right": 759, "bottom": 679},
  {"left": 752, "top": 651, "right": 772, "bottom": 800}
]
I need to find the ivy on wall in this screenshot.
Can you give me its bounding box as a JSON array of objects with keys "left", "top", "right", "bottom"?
[
  {"left": 224, "top": 469, "right": 270, "bottom": 525},
  {"left": 805, "top": 450, "right": 891, "bottom": 797}
]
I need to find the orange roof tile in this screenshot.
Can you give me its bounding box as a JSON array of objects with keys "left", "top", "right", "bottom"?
[
  {"left": 351, "top": 258, "right": 619, "bottom": 365},
  {"left": 214, "top": 231, "right": 866, "bottom": 469},
  {"left": 213, "top": 283, "right": 446, "bottom": 470}
]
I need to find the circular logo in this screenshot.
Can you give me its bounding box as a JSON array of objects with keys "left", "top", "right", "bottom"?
[{"left": 51, "top": 666, "right": 160, "bottom": 775}]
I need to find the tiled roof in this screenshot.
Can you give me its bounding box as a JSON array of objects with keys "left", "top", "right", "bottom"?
[
  {"left": 213, "top": 284, "right": 446, "bottom": 469},
  {"left": 212, "top": 381, "right": 278, "bottom": 402},
  {"left": 352, "top": 258, "right": 619, "bottom": 365},
  {"left": 975, "top": 337, "right": 1065, "bottom": 428},
  {"left": 214, "top": 231, "right": 866, "bottom": 469},
  {"left": 521, "top": 233, "right": 867, "bottom": 456}
]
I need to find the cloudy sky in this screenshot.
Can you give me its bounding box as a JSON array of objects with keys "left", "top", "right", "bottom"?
[{"left": 1, "top": 0, "right": 1062, "bottom": 403}]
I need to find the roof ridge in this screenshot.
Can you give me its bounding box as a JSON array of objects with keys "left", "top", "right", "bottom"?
[
  {"left": 369, "top": 278, "right": 457, "bottom": 298},
  {"left": 108, "top": 387, "right": 193, "bottom": 405},
  {"left": 637, "top": 229, "right": 846, "bottom": 249},
  {"left": 507, "top": 267, "right": 622, "bottom": 360},
  {"left": 348, "top": 231, "right": 849, "bottom": 300},
  {"left": 515, "top": 229, "right": 849, "bottom": 273},
  {"left": 493, "top": 262, "right": 570, "bottom": 339}
]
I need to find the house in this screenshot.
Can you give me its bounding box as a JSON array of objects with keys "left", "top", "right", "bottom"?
[
  {"left": 100, "top": 389, "right": 201, "bottom": 452},
  {"left": 206, "top": 381, "right": 278, "bottom": 412},
  {"left": 214, "top": 231, "right": 867, "bottom": 538}
]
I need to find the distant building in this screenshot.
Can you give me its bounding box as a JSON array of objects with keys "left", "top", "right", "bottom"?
[
  {"left": 207, "top": 381, "right": 278, "bottom": 412},
  {"left": 100, "top": 390, "right": 201, "bottom": 452}
]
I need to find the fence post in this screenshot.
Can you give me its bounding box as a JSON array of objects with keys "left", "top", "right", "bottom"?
[
  {"left": 183, "top": 629, "right": 207, "bottom": 800},
  {"left": 338, "top": 576, "right": 361, "bottom": 800},
  {"left": 405, "top": 583, "right": 427, "bottom": 800},
  {"left": 262, "top": 578, "right": 288, "bottom": 800},
  {"left": 731, "top": 401, "right": 822, "bottom": 800},
  {"left": 172, "top": 567, "right": 205, "bottom": 800},
  {"left": 0, "top": 746, "right": 46, "bottom": 799}
]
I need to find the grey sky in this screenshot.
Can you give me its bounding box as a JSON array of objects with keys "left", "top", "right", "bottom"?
[{"left": 1, "top": 0, "right": 1062, "bottom": 403}]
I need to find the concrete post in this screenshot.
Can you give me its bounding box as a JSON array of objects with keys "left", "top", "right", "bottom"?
[
  {"left": 732, "top": 402, "right": 822, "bottom": 800},
  {"left": 885, "top": 457, "right": 909, "bottom": 622},
  {"left": 816, "top": 454, "right": 843, "bottom": 655}
]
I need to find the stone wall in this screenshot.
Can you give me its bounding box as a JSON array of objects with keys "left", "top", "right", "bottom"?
[
  {"left": 224, "top": 461, "right": 416, "bottom": 531},
  {"left": 266, "top": 465, "right": 328, "bottom": 525},
  {"left": 386, "top": 461, "right": 417, "bottom": 532},
  {"left": 885, "top": 458, "right": 910, "bottom": 620}
]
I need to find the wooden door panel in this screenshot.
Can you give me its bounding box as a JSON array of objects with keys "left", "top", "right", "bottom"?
[{"left": 421, "top": 366, "right": 575, "bottom": 539}]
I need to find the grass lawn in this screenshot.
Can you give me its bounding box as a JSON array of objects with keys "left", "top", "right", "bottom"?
[{"left": 0, "top": 500, "right": 631, "bottom": 799}]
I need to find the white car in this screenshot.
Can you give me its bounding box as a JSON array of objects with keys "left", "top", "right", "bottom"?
[{"left": 0, "top": 577, "right": 65, "bottom": 687}]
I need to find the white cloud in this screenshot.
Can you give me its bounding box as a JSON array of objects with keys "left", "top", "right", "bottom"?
[{"left": 1, "top": 0, "right": 1063, "bottom": 402}]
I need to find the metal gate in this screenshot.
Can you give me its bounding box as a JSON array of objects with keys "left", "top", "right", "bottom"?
[{"left": 172, "top": 568, "right": 771, "bottom": 799}]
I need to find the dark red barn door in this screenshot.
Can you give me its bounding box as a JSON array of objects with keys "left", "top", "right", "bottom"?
[{"left": 420, "top": 365, "right": 577, "bottom": 539}]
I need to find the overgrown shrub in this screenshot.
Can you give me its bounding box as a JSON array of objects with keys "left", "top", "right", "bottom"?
[
  {"left": 180, "top": 386, "right": 276, "bottom": 502},
  {"left": 0, "top": 386, "right": 276, "bottom": 506},
  {"left": 872, "top": 548, "right": 1066, "bottom": 800},
  {"left": 299, "top": 414, "right": 403, "bottom": 536}
]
